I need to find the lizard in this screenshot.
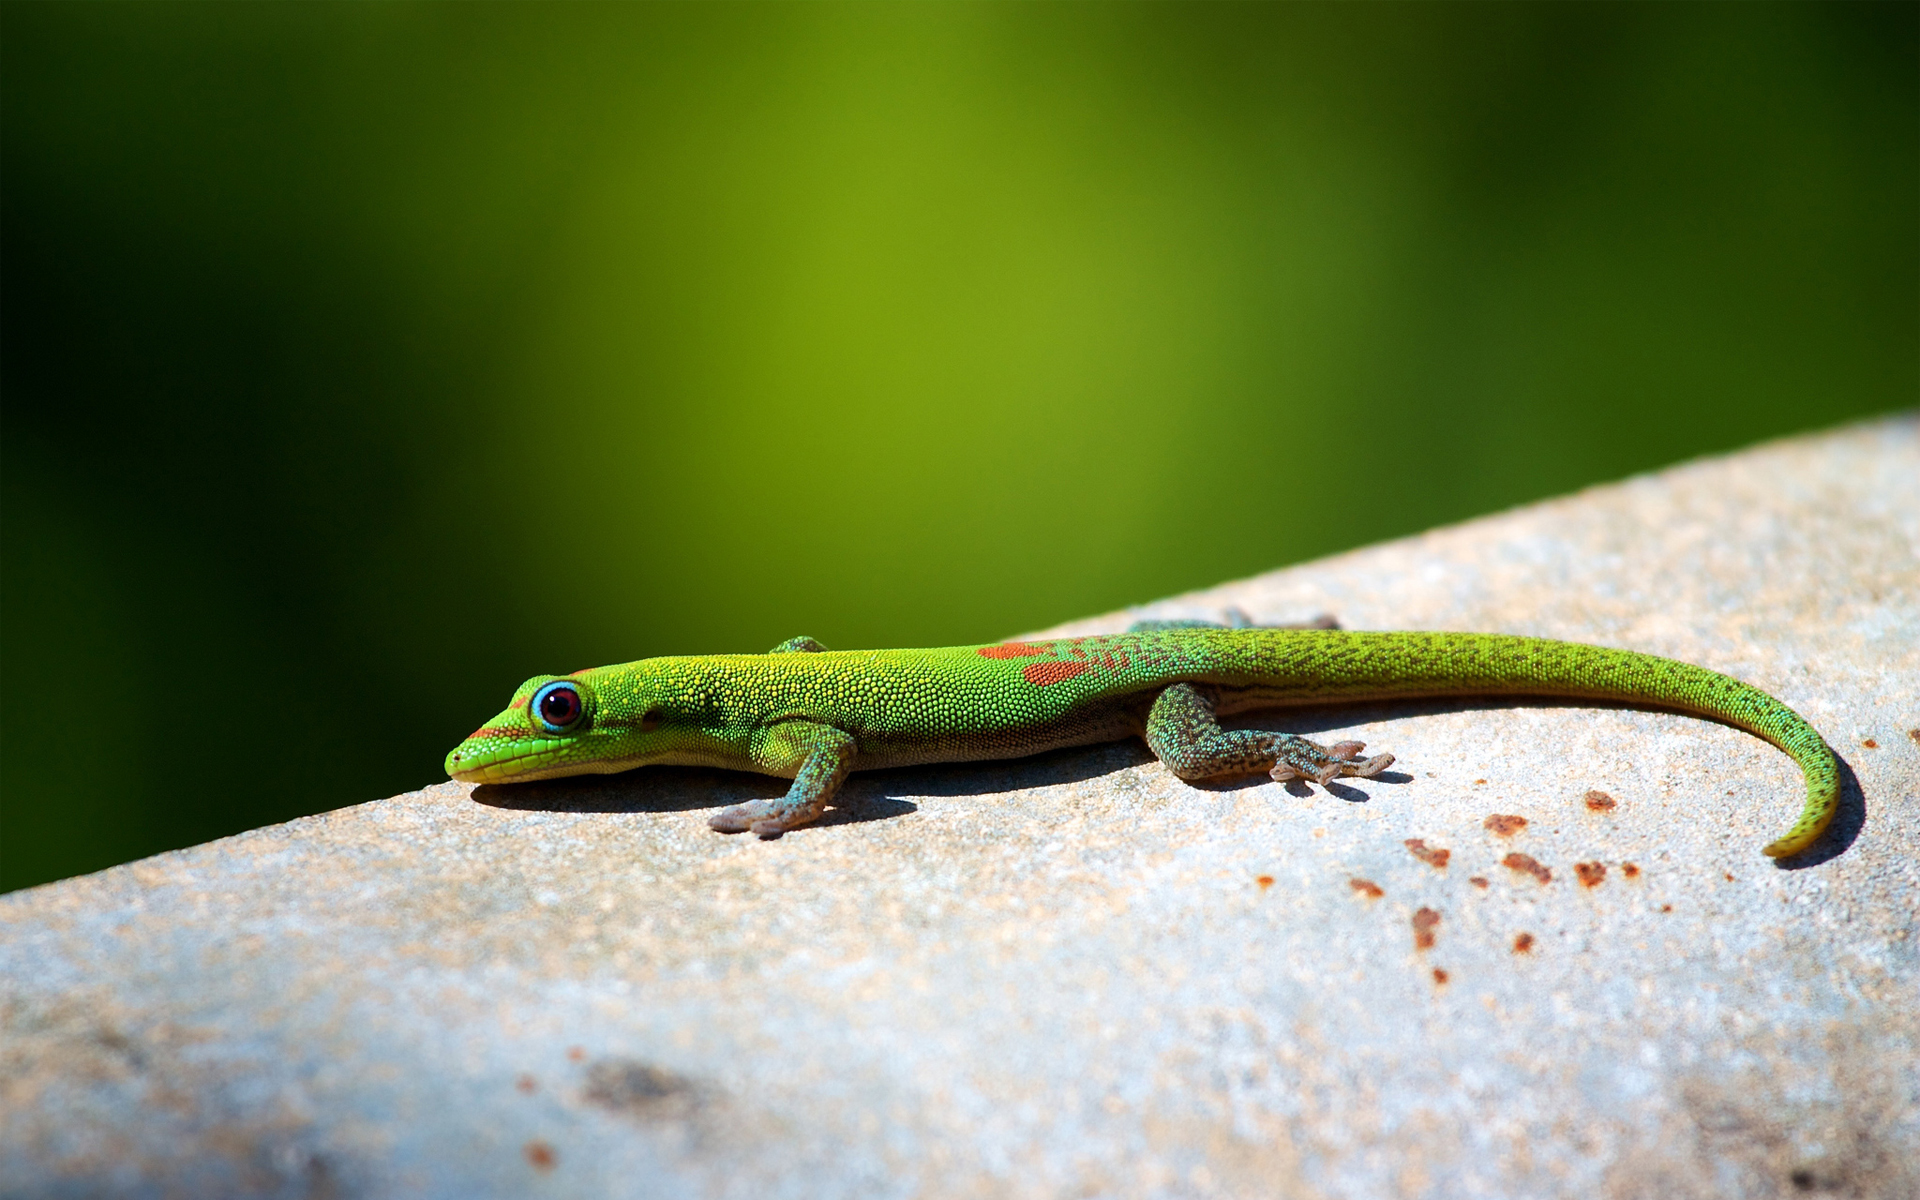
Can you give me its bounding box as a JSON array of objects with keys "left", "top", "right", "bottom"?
[{"left": 444, "top": 619, "right": 1839, "bottom": 858}]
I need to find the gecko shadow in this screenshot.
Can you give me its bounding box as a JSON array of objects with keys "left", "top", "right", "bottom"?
[
  {"left": 468, "top": 767, "right": 925, "bottom": 828},
  {"left": 469, "top": 694, "right": 1861, "bottom": 858},
  {"left": 468, "top": 715, "right": 1411, "bottom": 830},
  {"left": 470, "top": 740, "right": 1148, "bottom": 830}
]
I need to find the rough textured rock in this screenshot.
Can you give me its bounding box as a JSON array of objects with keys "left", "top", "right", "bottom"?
[{"left": 4, "top": 416, "right": 1916, "bottom": 1200}]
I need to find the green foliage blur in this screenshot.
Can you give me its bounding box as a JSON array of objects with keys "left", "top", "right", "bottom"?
[{"left": 2, "top": 3, "right": 1914, "bottom": 892}]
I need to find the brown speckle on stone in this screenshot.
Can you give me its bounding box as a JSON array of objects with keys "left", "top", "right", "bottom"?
[
  {"left": 1349, "top": 878, "right": 1383, "bottom": 899},
  {"left": 1431, "top": 968, "right": 1449, "bottom": 985},
  {"left": 1575, "top": 862, "right": 1606, "bottom": 888},
  {"left": 1484, "top": 814, "right": 1528, "bottom": 837},
  {"left": 1502, "top": 853, "right": 1551, "bottom": 884},
  {"left": 516, "top": 1074, "right": 537, "bottom": 1094},
  {"left": 583, "top": 1057, "right": 696, "bottom": 1119},
  {"left": 1622, "top": 862, "right": 1641, "bottom": 878},
  {"left": 1469, "top": 876, "right": 1490, "bottom": 889},
  {"left": 1512, "top": 932, "right": 1535, "bottom": 954},
  {"left": 1255, "top": 874, "right": 1274, "bottom": 890},
  {"left": 1404, "top": 839, "right": 1450, "bottom": 869},
  {"left": 1412, "top": 907, "right": 1441, "bottom": 951},
  {"left": 525, "top": 1141, "right": 556, "bottom": 1170},
  {"left": 1861, "top": 737, "right": 1878, "bottom": 748},
  {"left": 1583, "top": 790, "right": 1617, "bottom": 812}
]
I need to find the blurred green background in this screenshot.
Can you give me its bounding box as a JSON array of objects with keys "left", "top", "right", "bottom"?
[{"left": 2, "top": 3, "right": 1914, "bottom": 892}]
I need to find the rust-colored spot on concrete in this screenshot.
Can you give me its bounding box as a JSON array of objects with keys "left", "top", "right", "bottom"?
[
  {"left": 1348, "top": 877, "right": 1383, "bottom": 899},
  {"left": 1502, "top": 853, "right": 1551, "bottom": 884},
  {"left": 1724, "top": 872, "right": 1735, "bottom": 882},
  {"left": 1861, "top": 737, "right": 1878, "bottom": 748},
  {"left": 1583, "top": 790, "right": 1617, "bottom": 812},
  {"left": 1660, "top": 903, "right": 1674, "bottom": 913},
  {"left": 567, "top": 1046, "right": 585, "bottom": 1062},
  {"left": 1255, "top": 875, "right": 1274, "bottom": 890},
  {"left": 1469, "top": 876, "right": 1489, "bottom": 889},
  {"left": 1575, "top": 862, "right": 1607, "bottom": 888},
  {"left": 1412, "top": 907, "right": 1441, "bottom": 951},
  {"left": 1431, "top": 968, "right": 1449, "bottom": 985},
  {"left": 1909, "top": 728, "right": 1919, "bottom": 744},
  {"left": 1473, "top": 779, "right": 1488, "bottom": 786},
  {"left": 515, "top": 1073, "right": 537, "bottom": 1094},
  {"left": 1513, "top": 932, "right": 1535, "bottom": 954},
  {"left": 1404, "top": 839, "right": 1450, "bottom": 869},
  {"left": 1484, "top": 814, "right": 1528, "bottom": 837},
  {"left": 525, "top": 1141, "right": 556, "bottom": 1170},
  {"left": 1622, "top": 862, "right": 1641, "bottom": 878}
]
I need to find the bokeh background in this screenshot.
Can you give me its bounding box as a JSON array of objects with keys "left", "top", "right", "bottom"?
[{"left": 3, "top": 2, "right": 1914, "bottom": 892}]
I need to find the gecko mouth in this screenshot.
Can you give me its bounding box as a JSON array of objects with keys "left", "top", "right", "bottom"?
[{"left": 445, "top": 740, "right": 581, "bottom": 784}]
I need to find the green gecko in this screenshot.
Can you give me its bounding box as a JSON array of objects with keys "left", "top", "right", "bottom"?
[{"left": 444, "top": 620, "right": 1839, "bottom": 858}]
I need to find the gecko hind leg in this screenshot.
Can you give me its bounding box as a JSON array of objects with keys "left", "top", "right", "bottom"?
[{"left": 1144, "top": 683, "right": 1393, "bottom": 786}]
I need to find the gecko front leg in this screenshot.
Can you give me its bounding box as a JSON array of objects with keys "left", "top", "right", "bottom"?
[
  {"left": 1144, "top": 683, "right": 1393, "bottom": 786},
  {"left": 709, "top": 720, "right": 858, "bottom": 838}
]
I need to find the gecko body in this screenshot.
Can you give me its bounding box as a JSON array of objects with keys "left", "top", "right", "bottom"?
[{"left": 445, "top": 625, "right": 1838, "bottom": 857}]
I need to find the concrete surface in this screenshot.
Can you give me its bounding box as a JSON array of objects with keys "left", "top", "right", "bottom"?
[{"left": 4, "top": 416, "right": 1917, "bottom": 1200}]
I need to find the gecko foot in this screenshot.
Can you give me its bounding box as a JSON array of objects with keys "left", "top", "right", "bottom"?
[
  {"left": 708, "top": 798, "right": 824, "bottom": 839},
  {"left": 1269, "top": 738, "right": 1395, "bottom": 786}
]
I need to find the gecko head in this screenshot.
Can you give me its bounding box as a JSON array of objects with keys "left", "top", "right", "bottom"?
[{"left": 444, "top": 671, "right": 668, "bottom": 784}]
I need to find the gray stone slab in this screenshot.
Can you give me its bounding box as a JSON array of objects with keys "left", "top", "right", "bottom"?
[{"left": 4, "top": 417, "right": 1917, "bottom": 1200}]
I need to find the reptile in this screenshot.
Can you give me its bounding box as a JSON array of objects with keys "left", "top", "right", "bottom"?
[{"left": 444, "top": 619, "right": 1839, "bottom": 857}]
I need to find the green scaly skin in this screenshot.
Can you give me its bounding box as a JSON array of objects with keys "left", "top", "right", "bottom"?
[{"left": 445, "top": 627, "right": 1839, "bottom": 857}]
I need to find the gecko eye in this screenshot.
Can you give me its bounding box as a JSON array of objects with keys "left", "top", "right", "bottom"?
[{"left": 531, "top": 681, "right": 585, "bottom": 734}]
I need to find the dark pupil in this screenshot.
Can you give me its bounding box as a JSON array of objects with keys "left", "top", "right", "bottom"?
[{"left": 540, "top": 687, "right": 580, "bottom": 727}]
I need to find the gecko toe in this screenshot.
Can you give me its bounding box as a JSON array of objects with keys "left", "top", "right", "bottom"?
[
  {"left": 1319, "top": 740, "right": 1393, "bottom": 778},
  {"left": 1344, "top": 752, "right": 1395, "bottom": 778}
]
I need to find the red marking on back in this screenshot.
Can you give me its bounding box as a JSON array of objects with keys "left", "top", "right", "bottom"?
[
  {"left": 978, "top": 643, "right": 1048, "bottom": 659},
  {"left": 1025, "top": 660, "right": 1093, "bottom": 687}
]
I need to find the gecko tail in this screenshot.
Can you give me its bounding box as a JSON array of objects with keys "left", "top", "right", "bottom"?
[
  {"left": 1239, "top": 631, "right": 1841, "bottom": 859},
  {"left": 1510, "top": 637, "right": 1840, "bottom": 858}
]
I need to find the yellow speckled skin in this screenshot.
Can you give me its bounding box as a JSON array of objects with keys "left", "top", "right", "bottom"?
[{"left": 445, "top": 629, "right": 1838, "bottom": 856}]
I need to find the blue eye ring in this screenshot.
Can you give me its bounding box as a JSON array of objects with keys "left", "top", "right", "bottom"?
[{"left": 530, "top": 680, "right": 590, "bottom": 735}]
